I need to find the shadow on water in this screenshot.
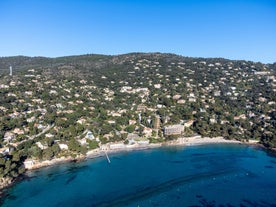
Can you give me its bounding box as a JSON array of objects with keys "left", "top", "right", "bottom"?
[
  {"left": 67, "top": 165, "right": 89, "bottom": 173},
  {"left": 24, "top": 174, "right": 38, "bottom": 182},
  {"left": 91, "top": 168, "right": 237, "bottom": 207},
  {"left": 270, "top": 160, "right": 276, "bottom": 164},
  {"left": 166, "top": 160, "right": 186, "bottom": 164},
  {"left": 265, "top": 150, "right": 276, "bottom": 158},
  {"left": 4, "top": 194, "right": 17, "bottom": 201},
  {"left": 65, "top": 174, "right": 77, "bottom": 185},
  {"left": 0, "top": 174, "right": 34, "bottom": 206},
  {"left": 191, "top": 153, "right": 216, "bottom": 157},
  {"left": 45, "top": 165, "right": 89, "bottom": 182},
  {"left": 0, "top": 192, "right": 17, "bottom": 207},
  {"left": 190, "top": 154, "right": 235, "bottom": 163},
  {"left": 188, "top": 196, "right": 276, "bottom": 207},
  {"left": 242, "top": 199, "right": 276, "bottom": 207}
]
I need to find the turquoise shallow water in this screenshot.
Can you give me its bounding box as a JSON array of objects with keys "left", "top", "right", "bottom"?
[{"left": 1, "top": 144, "right": 276, "bottom": 207}]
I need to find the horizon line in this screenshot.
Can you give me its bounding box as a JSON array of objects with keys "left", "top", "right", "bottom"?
[{"left": 0, "top": 52, "right": 275, "bottom": 65}]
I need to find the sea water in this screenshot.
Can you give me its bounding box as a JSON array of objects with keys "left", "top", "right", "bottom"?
[{"left": 1, "top": 144, "right": 276, "bottom": 207}]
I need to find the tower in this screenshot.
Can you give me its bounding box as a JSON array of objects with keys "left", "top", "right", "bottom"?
[
  {"left": 153, "top": 115, "right": 160, "bottom": 129},
  {"left": 9, "top": 66, "right": 12, "bottom": 76}
]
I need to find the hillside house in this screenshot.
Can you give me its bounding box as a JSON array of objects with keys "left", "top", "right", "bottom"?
[
  {"left": 86, "top": 131, "right": 95, "bottom": 140},
  {"left": 129, "top": 119, "right": 137, "bottom": 125},
  {"left": 143, "top": 127, "right": 152, "bottom": 137},
  {"left": 58, "top": 143, "right": 69, "bottom": 150},
  {"left": 3, "top": 132, "right": 15, "bottom": 143},
  {"left": 184, "top": 120, "right": 194, "bottom": 128}
]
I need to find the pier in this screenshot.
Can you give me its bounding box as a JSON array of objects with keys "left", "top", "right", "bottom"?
[{"left": 104, "top": 151, "right": 111, "bottom": 163}]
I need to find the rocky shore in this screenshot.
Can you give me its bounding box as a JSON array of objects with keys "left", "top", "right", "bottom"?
[
  {"left": 0, "top": 176, "right": 26, "bottom": 199},
  {"left": 0, "top": 177, "right": 13, "bottom": 194}
]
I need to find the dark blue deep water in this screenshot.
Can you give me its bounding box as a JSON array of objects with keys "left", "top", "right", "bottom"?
[{"left": 2, "top": 144, "right": 276, "bottom": 207}]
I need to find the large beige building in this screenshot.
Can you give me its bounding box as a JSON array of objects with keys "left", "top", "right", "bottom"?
[{"left": 164, "top": 124, "right": 184, "bottom": 136}]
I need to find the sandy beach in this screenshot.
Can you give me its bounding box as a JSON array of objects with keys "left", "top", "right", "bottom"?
[
  {"left": 163, "top": 136, "right": 242, "bottom": 146},
  {"left": 24, "top": 136, "right": 245, "bottom": 171}
]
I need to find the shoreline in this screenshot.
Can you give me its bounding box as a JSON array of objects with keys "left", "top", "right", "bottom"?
[{"left": 0, "top": 136, "right": 264, "bottom": 195}]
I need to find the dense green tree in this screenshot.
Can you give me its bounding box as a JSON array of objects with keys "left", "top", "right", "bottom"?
[
  {"left": 42, "top": 148, "right": 54, "bottom": 160},
  {"left": 125, "top": 125, "right": 135, "bottom": 133}
]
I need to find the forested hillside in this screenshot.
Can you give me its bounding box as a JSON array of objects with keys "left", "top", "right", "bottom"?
[{"left": 0, "top": 53, "right": 275, "bottom": 181}]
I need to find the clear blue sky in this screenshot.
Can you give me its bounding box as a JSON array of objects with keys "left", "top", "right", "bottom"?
[{"left": 0, "top": 0, "right": 275, "bottom": 63}]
